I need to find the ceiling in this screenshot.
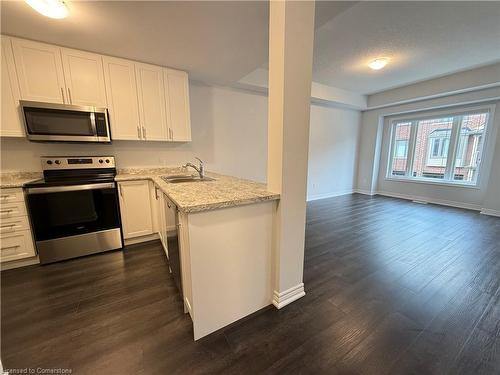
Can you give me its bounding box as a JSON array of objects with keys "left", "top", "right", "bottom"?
[
  {"left": 2, "top": 1, "right": 499, "bottom": 94},
  {"left": 313, "top": 1, "right": 500, "bottom": 94},
  {"left": 1, "top": 1, "right": 269, "bottom": 85}
]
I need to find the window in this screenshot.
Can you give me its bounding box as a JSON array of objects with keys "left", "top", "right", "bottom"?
[
  {"left": 395, "top": 140, "right": 408, "bottom": 158},
  {"left": 387, "top": 108, "right": 491, "bottom": 185},
  {"left": 389, "top": 122, "right": 411, "bottom": 176}
]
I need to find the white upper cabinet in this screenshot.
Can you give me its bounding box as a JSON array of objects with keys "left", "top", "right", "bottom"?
[
  {"left": 164, "top": 68, "right": 192, "bottom": 142},
  {"left": 12, "top": 38, "right": 66, "bottom": 103},
  {"left": 1, "top": 36, "right": 24, "bottom": 137},
  {"left": 102, "top": 56, "right": 141, "bottom": 140},
  {"left": 5, "top": 35, "right": 192, "bottom": 143},
  {"left": 135, "top": 62, "right": 168, "bottom": 141},
  {"left": 60, "top": 48, "right": 107, "bottom": 107}
]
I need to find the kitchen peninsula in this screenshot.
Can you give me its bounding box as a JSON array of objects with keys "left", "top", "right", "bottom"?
[{"left": 115, "top": 168, "right": 280, "bottom": 340}]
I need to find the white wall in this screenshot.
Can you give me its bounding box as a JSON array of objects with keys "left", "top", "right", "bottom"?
[
  {"left": 1, "top": 82, "right": 362, "bottom": 199},
  {"left": 357, "top": 86, "right": 500, "bottom": 211},
  {"left": 307, "top": 104, "right": 360, "bottom": 200},
  {"left": 368, "top": 62, "right": 500, "bottom": 109}
]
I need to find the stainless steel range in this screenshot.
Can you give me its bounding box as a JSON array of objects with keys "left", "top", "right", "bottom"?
[{"left": 25, "top": 156, "right": 123, "bottom": 264}]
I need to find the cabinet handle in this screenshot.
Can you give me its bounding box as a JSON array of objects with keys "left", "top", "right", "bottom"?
[
  {"left": 142, "top": 126, "right": 146, "bottom": 139},
  {"left": 61, "top": 88, "right": 66, "bottom": 103},
  {"left": 137, "top": 126, "right": 141, "bottom": 139},
  {"left": 0, "top": 224, "right": 16, "bottom": 229},
  {"left": 155, "top": 186, "right": 159, "bottom": 200},
  {"left": 0, "top": 209, "right": 13, "bottom": 213},
  {"left": 1, "top": 245, "right": 20, "bottom": 251},
  {"left": 119, "top": 185, "right": 123, "bottom": 197},
  {"left": 68, "top": 88, "right": 72, "bottom": 104}
]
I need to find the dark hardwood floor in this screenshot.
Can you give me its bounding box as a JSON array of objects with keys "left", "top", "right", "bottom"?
[{"left": 2, "top": 194, "right": 500, "bottom": 374}]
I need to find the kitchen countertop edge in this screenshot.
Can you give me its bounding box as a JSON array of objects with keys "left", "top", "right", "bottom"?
[{"left": 115, "top": 172, "right": 280, "bottom": 213}]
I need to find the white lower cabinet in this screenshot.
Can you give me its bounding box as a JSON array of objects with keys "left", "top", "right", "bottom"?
[
  {"left": 0, "top": 230, "right": 36, "bottom": 262},
  {"left": 118, "top": 180, "right": 154, "bottom": 239},
  {"left": 0, "top": 188, "right": 36, "bottom": 263}
]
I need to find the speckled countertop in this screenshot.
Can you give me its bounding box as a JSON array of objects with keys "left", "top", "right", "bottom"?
[
  {"left": 0, "top": 172, "right": 42, "bottom": 188},
  {"left": 115, "top": 168, "right": 280, "bottom": 213}
]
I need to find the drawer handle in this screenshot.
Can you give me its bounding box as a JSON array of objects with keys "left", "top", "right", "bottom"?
[
  {"left": 0, "top": 209, "right": 13, "bottom": 213},
  {"left": 1, "top": 245, "right": 20, "bottom": 251},
  {"left": 0, "top": 224, "right": 16, "bottom": 229}
]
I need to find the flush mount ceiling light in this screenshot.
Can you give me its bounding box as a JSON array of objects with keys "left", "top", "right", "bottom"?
[
  {"left": 368, "top": 58, "right": 389, "bottom": 71},
  {"left": 25, "top": 0, "right": 68, "bottom": 19}
]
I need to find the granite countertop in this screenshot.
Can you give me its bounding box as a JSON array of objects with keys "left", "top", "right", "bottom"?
[
  {"left": 0, "top": 172, "right": 42, "bottom": 189},
  {"left": 115, "top": 168, "right": 280, "bottom": 213}
]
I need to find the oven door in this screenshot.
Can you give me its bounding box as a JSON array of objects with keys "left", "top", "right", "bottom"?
[
  {"left": 27, "top": 182, "right": 123, "bottom": 264},
  {"left": 21, "top": 101, "right": 109, "bottom": 143},
  {"left": 27, "top": 182, "right": 120, "bottom": 241},
  {"left": 26, "top": 183, "right": 123, "bottom": 263}
]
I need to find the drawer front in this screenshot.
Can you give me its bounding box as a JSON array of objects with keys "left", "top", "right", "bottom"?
[
  {"left": 0, "top": 189, "right": 24, "bottom": 204},
  {"left": 0, "top": 230, "right": 36, "bottom": 263},
  {"left": 0, "top": 201, "right": 27, "bottom": 219},
  {"left": 0, "top": 215, "right": 30, "bottom": 234}
]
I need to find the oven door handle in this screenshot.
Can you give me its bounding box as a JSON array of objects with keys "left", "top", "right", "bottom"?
[{"left": 26, "top": 182, "right": 116, "bottom": 195}]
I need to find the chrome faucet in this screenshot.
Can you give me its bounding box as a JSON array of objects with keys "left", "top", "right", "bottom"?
[{"left": 182, "top": 157, "right": 205, "bottom": 178}]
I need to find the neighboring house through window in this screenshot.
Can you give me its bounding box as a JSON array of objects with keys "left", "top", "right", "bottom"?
[{"left": 387, "top": 108, "right": 492, "bottom": 185}]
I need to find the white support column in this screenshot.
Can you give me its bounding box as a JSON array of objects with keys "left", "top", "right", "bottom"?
[{"left": 267, "top": 0, "right": 315, "bottom": 309}]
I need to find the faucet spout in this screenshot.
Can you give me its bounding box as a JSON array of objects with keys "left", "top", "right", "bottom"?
[{"left": 182, "top": 157, "right": 205, "bottom": 178}]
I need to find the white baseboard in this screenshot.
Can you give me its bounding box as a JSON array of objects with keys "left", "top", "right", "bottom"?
[
  {"left": 353, "top": 188, "right": 376, "bottom": 196},
  {"left": 272, "top": 283, "right": 305, "bottom": 309},
  {"left": 480, "top": 208, "right": 500, "bottom": 217},
  {"left": 1, "top": 256, "right": 39, "bottom": 271},
  {"left": 376, "top": 190, "right": 481, "bottom": 211},
  {"left": 307, "top": 190, "right": 353, "bottom": 202}
]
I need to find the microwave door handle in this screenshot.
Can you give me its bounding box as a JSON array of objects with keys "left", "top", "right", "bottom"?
[{"left": 90, "top": 112, "right": 98, "bottom": 139}]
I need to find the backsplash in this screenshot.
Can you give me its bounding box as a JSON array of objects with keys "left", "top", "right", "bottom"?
[{"left": 0, "top": 137, "right": 198, "bottom": 173}]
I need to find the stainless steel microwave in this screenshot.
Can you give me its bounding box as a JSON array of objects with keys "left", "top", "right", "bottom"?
[{"left": 20, "top": 101, "right": 111, "bottom": 143}]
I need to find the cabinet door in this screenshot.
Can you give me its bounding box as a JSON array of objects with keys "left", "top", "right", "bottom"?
[
  {"left": 164, "top": 69, "right": 192, "bottom": 141},
  {"left": 135, "top": 63, "right": 168, "bottom": 141},
  {"left": 162, "top": 193, "right": 175, "bottom": 258},
  {"left": 157, "top": 191, "right": 166, "bottom": 246},
  {"left": 103, "top": 56, "right": 141, "bottom": 140},
  {"left": 118, "top": 180, "right": 153, "bottom": 239},
  {"left": 1, "top": 37, "right": 24, "bottom": 137},
  {"left": 0, "top": 230, "right": 36, "bottom": 263},
  {"left": 61, "top": 48, "right": 107, "bottom": 107},
  {"left": 11, "top": 38, "right": 66, "bottom": 103}
]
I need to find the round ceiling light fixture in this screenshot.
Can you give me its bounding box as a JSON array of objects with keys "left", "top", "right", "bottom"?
[
  {"left": 368, "top": 57, "right": 389, "bottom": 71},
  {"left": 25, "top": 0, "right": 68, "bottom": 19}
]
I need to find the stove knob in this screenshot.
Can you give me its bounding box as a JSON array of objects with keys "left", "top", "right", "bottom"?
[
  {"left": 46, "top": 160, "right": 53, "bottom": 165},
  {"left": 105, "top": 159, "right": 110, "bottom": 163},
  {"left": 99, "top": 159, "right": 104, "bottom": 164},
  {"left": 55, "top": 160, "right": 61, "bottom": 165}
]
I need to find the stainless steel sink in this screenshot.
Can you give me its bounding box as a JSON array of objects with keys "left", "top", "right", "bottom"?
[{"left": 161, "top": 175, "right": 216, "bottom": 184}]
